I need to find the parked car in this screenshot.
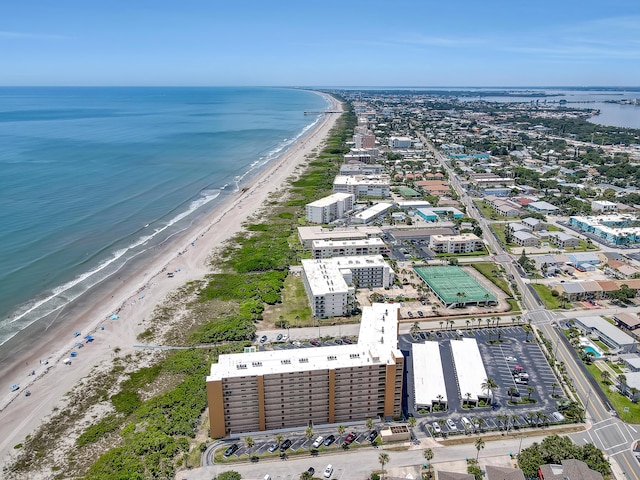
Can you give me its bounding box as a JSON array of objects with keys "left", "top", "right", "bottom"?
[
  {"left": 419, "top": 332, "right": 427, "bottom": 340},
  {"left": 281, "top": 334, "right": 289, "bottom": 341},
  {"left": 505, "top": 356, "right": 517, "bottom": 361},
  {"left": 280, "top": 439, "right": 292, "bottom": 451},
  {"left": 432, "top": 421, "right": 441, "bottom": 434},
  {"left": 367, "top": 430, "right": 378, "bottom": 442},
  {"left": 436, "top": 331, "right": 443, "bottom": 338},
  {"left": 267, "top": 443, "right": 278, "bottom": 453},
  {"left": 510, "top": 389, "right": 521, "bottom": 397},
  {"left": 417, "top": 310, "right": 424, "bottom": 317},
  {"left": 344, "top": 432, "right": 357, "bottom": 445},
  {"left": 324, "top": 464, "right": 334, "bottom": 478},
  {"left": 276, "top": 333, "right": 283, "bottom": 341},
  {"left": 312, "top": 435, "right": 324, "bottom": 448},
  {"left": 259, "top": 335, "right": 267, "bottom": 343},
  {"left": 310, "top": 339, "right": 320, "bottom": 346},
  {"left": 342, "top": 337, "right": 353, "bottom": 344},
  {"left": 323, "top": 434, "right": 335, "bottom": 446},
  {"left": 407, "top": 311, "right": 414, "bottom": 318},
  {"left": 446, "top": 419, "right": 457, "bottom": 431},
  {"left": 334, "top": 338, "right": 343, "bottom": 344},
  {"left": 224, "top": 444, "right": 239, "bottom": 457},
  {"left": 307, "top": 467, "right": 315, "bottom": 475}
]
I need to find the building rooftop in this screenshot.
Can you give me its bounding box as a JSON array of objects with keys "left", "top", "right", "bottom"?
[
  {"left": 302, "top": 255, "right": 390, "bottom": 296},
  {"left": 353, "top": 202, "right": 393, "bottom": 222},
  {"left": 306, "top": 192, "right": 354, "bottom": 208},
  {"left": 574, "top": 315, "right": 635, "bottom": 347},
  {"left": 450, "top": 337, "right": 489, "bottom": 402},
  {"left": 207, "top": 303, "right": 401, "bottom": 381},
  {"left": 312, "top": 238, "right": 386, "bottom": 249},
  {"left": 413, "top": 342, "right": 447, "bottom": 407}
]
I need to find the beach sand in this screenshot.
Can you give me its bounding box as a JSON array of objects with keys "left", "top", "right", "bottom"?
[{"left": 0, "top": 93, "right": 342, "bottom": 467}]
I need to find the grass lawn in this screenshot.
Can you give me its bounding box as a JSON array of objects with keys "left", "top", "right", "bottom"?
[
  {"left": 471, "top": 262, "right": 511, "bottom": 295},
  {"left": 506, "top": 298, "right": 520, "bottom": 312},
  {"left": 490, "top": 224, "right": 510, "bottom": 250},
  {"left": 585, "top": 363, "right": 640, "bottom": 423},
  {"left": 547, "top": 224, "right": 562, "bottom": 232},
  {"left": 264, "top": 273, "right": 313, "bottom": 327},
  {"left": 531, "top": 284, "right": 563, "bottom": 310},
  {"left": 594, "top": 339, "right": 610, "bottom": 353},
  {"left": 562, "top": 240, "right": 599, "bottom": 252}
]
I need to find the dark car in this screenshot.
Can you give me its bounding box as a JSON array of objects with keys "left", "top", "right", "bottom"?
[
  {"left": 307, "top": 467, "right": 315, "bottom": 475},
  {"left": 280, "top": 439, "right": 292, "bottom": 451},
  {"left": 224, "top": 444, "right": 239, "bottom": 457},
  {"left": 344, "top": 432, "right": 357, "bottom": 445},
  {"left": 417, "top": 310, "right": 424, "bottom": 317},
  {"left": 510, "top": 389, "right": 521, "bottom": 397},
  {"left": 310, "top": 339, "right": 320, "bottom": 346},
  {"left": 334, "top": 338, "right": 343, "bottom": 345},
  {"left": 367, "top": 430, "right": 378, "bottom": 442},
  {"left": 276, "top": 333, "right": 283, "bottom": 341},
  {"left": 436, "top": 331, "right": 443, "bottom": 338},
  {"left": 323, "top": 434, "right": 335, "bottom": 446},
  {"left": 419, "top": 332, "right": 427, "bottom": 340},
  {"left": 259, "top": 335, "right": 267, "bottom": 343},
  {"left": 342, "top": 337, "right": 353, "bottom": 344}
]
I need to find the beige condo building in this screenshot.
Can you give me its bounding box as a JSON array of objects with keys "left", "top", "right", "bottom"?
[{"left": 206, "top": 303, "right": 404, "bottom": 438}]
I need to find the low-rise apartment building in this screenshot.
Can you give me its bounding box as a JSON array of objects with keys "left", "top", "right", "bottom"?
[
  {"left": 312, "top": 238, "right": 387, "bottom": 259},
  {"left": 206, "top": 303, "right": 404, "bottom": 437},
  {"left": 302, "top": 255, "right": 394, "bottom": 317},
  {"left": 297, "top": 226, "right": 383, "bottom": 249},
  {"left": 333, "top": 175, "right": 391, "bottom": 198},
  {"left": 429, "top": 234, "right": 483, "bottom": 254}
]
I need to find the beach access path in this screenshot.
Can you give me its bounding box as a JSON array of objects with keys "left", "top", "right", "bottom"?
[{"left": 0, "top": 93, "right": 343, "bottom": 468}]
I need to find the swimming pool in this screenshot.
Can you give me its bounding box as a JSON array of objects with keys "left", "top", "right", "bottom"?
[{"left": 584, "top": 346, "right": 602, "bottom": 357}]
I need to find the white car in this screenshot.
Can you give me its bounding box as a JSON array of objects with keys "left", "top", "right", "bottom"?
[
  {"left": 432, "top": 421, "right": 441, "bottom": 433},
  {"left": 446, "top": 419, "right": 457, "bottom": 431},
  {"left": 282, "top": 334, "right": 289, "bottom": 341},
  {"left": 505, "top": 356, "right": 517, "bottom": 361},
  {"left": 324, "top": 464, "right": 333, "bottom": 478},
  {"left": 312, "top": 435, "right": 324, "bottom": 448}
]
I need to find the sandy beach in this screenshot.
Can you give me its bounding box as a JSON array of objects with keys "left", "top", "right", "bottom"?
[{"left": 0, "top": 92, "right": 342, "bottom": 468}]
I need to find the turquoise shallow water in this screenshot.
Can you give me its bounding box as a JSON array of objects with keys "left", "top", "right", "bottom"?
[{"left": 0, "top": 87, "right": 327, "bottom": 345}]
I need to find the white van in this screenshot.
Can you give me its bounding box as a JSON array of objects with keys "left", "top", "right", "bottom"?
[
  {"left": 461, "top": 417, "right": 473, "bottom": 429},
  {"left": 263, "top": 475, "right": 271, "bottom": 480}
]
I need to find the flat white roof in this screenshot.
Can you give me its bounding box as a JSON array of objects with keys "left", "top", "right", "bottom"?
[
  {"left": 307, "top": 192, "right": 354, "bottom": 208},
  {"left": 412, "top": 342, "right": 447, "bottom": 407},
  {"left": 574, "top": 315, "right": 635, "bottom": 347},
  {"left": 353, "top": 203, "right": 393, "bottom": 221},
  {"left": 297, "top": 225, "right": 383, "bottom": 243},
  {"left": 431, "top": 234, "right": 481, "bottom": 242},
  {"left": 301, "top": 259, "right": 350, "bottom": 296},
  {"left": 207, "top": 303, "right": 401, "bottom": 381},
  {"left": 450, "top": 338, "right": 489, "bottom": 402},
  {"left": 312, "top": 238, "right": 386, "bottom": 249},
  {"left": 334, "top": 175, "right": 390, "bottom": 186}
]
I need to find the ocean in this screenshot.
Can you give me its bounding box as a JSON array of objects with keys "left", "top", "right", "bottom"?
[{"left": 0, "top": 87, "right": 327, "bottom": 346}]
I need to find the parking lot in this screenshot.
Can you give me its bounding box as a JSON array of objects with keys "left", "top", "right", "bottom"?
[
  {"left": 208, "top": 427, "right": 377, "bottom": 467},
  {"left": 401, "top": 326, "right": 569, "bottom": 436}
]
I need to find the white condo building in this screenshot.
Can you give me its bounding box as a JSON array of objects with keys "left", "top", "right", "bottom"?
[
  {"left": 305, "top": 193, "right": 355, "bottom": 224},
  {"left": 389, "top": 136, "right": 412, "bottom": 148},
  {"left": 429, "top": 234, "right": 484, "bottom": 254},
  {"left": 302, "top": 255, "right": 394, "bottom": 318},
  {"left": 312, "top": 237, "right": 387, "bottom": 259},
  {"left": 333, "top": 175, "right": 391, "bottom": 198}
]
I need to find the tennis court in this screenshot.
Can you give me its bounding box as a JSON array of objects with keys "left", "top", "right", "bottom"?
[{"left": 414, "top": 266, "right": 496, "bottom": 307}]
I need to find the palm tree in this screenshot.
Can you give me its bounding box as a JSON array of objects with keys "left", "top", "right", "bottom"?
[
  {"left": 527, "top": 386, "right": 534, "bottom": 399},
  {"left": 551, "top": 382, "right": 559, "bottom": 397},
  {"left": 305, "top": 426, "right": 314, "bottom": 441},
  {"left": 475, "top": 437, "right": 485, "bottom": 460},
  {"left": 508, "top": 386, "right": 517, "bottom": 402},
  {"left": 408, "top": 416, "right": 417, "bottom": 430},
  {"left": 511, "top": 414, "right": 520, "bottom": 431},
  {"left": 526, "top": 412, "right": 535, "bottom": 426},
  {"left": 436, "top": 394, "right": 444, "bottom": 411},
  {"left": 618, "top": 374, "right": 628, "bottom": 395},
  {"left": 244, "top": 436, "right": 255, "bottom": 449},
  {"left": 366, "top": 418, "right": 374, "bottom": 430},
  {"left": 410, "top": 321, "right": 420, "bottom": 337},
  {"left": 466, "top": 319, "right": 471, "bottom": 329},
  {"left": 379, "top": 452, "right": 390, "bottom": 476},
  {"left": 337, "top": 424, "right": 346, "bottom": 437},
  {"left": 481, "top": 377, "right": 498, "bottom": 402},
  {"left": 477, "top": 317, "right": 482, "bottom": 328},
  {"left": 601, "top": 370, "right": 611, "bottom": 384},
  {"left": 275, "top": 433, "right": 283, "bottom": 447},
  {"left": 439, "top": 320, "right": 444, "bottom": 330},
  {"left": 475, "top": 417, "right": 485, "bottom": 432},
  {"left": 423, "top": 448, "right": 434, "bottom": 477},
  {"left": 449, "top": 320, "right": 455, "bottom": 330},
  {"left": 631, "top": 387, "right": 639, "bottom": 403},
  {"left": 485, "top": 318, "right": 491, "bottom": 328}
]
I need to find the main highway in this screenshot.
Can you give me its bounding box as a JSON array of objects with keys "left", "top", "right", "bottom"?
[{"left": 420, "top": 133, "right": 640, "bottom": 479}]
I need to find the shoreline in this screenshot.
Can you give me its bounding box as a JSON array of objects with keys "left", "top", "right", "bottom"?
[{"left": 0, "top": 92, "right": 343, "bottom": 466}]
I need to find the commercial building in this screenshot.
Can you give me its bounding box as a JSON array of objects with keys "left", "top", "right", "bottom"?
[
  {"left": 333, "top": 175, "right": 391, "bottom": 198},
  {"left": 429, "top": 234, "right": 484, "bottom": 254},
  {"left": 528, "top": 201, "right": 559, "bottom": 214},
  {"left": 389, "top": 136, "right": 412, "bottom": 148},
  {"left": 305, "top": 193, "right": 355, "bottom": 224},
  {"left": 352, "top": 202, "right": 393, "bottom": 224},
  {"left": 206, "top": 303, "right": 404, "bottom": 437},
  {"left": 450, "top": 337, "right": 492, "bottom": 406},
  {"left": 312, "top": 238, "right": 387, "bottom": 259},
  {"left": 302, "top": 255, "right": 394, "bottom": 317},
  {"left": 573, "top": 315, "right": 637, "bottom": 353},
  {"left": 412, "top": 342, "right": 447, "bottom": 411},
  {"left": 297, "top": 225, "right": 383, "bottom": 249}
]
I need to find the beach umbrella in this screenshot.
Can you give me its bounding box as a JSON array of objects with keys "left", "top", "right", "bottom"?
[{"left": 110, "top": 314, "right": 119, "bottom": 320}]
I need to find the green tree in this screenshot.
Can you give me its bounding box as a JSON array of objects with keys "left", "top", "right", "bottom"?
[
  {"left": 551, "top": 382, "right": 559, "bottom": 397},
  {"left": 300, "top": 471, "right": 313, "bottom": 480},
  {"left": 214, "top": 472, "right": 242, "bottom": 480},
  {"left": 481, "top": 377, "right": 498, "bottom": 400},
  {"left": 601, "top": 370, "right": 611, "bottom": 384},
  {"left": 474, "top": 437, "right": 485, "bottom": 460},
  {"left": 527, "top": 386, "right": 535, "bottom": 399},
  {"left": 338, "top": 424, "right": 346, "bottom": 436},
  {"left": 366, "top": 418, "right": 374, "bottom": 430},
  {"left": 378, "top": 452, "right": 390, "bottom": 475},
  {"left": 275, "top": 434, "right": 283, "bottom": 447},
  {"left": 408, "top": 416, "right": 417, "bottom": 429},
  {"left": 244, "top": 436, "right": 254, "bottom": 449}
]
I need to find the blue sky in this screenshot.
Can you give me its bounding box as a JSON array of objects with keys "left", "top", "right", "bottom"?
[{"left": 2, "top": 0, "right": 639, "bottom": 86}]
